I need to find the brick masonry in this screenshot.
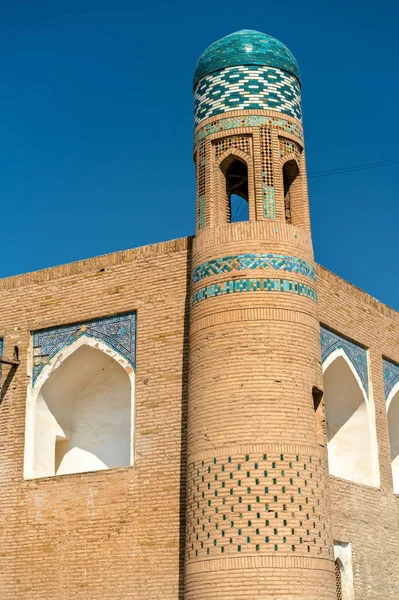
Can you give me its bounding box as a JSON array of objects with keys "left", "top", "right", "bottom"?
[{"left": 0, "top": 27, "right": 398, "bottom": 600}]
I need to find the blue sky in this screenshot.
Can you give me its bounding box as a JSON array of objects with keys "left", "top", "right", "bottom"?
[{"left": 1, "top": 0, "right": 398, "bottom": 309}]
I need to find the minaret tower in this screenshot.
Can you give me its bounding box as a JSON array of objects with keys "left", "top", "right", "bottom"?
[{"left": 186, "top": 31, "right": 336, "bottom": 599}]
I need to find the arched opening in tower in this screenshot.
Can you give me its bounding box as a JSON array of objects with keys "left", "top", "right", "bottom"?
[
  {"left": 225, "top": 159, "right": 249, "bottom": 223},
  {"left": 323, "top": 354, "right": 374, "bottom": 486},
  {"left": 30, "top": 343, "right": 132, "bottom": 478},
  {"left": 387, "top": 389, "right": 399, "bottom": 493},
  {"left": 283, "top": 159, "right": 300, "bottom": 225}
]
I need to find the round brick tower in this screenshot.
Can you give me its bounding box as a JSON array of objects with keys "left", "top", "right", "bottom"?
[{"left": 185, "top": 30, "right": 336, "bottom": 599}]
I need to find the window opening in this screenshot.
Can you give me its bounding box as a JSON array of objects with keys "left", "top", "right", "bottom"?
[
  {"left": 283, "top": 160, "right": 300, "bottom": 224},
  {"left": 335, "top": 560, "right": 343, "bottom": 600},
  {"left": 225, "top": 159, "right": 249, "bottom": 223},
  {"left": 312, "top": 386, "right": 325, "bottom": 445}
]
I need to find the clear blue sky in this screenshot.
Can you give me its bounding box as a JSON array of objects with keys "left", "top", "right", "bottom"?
[{"left": 1, "top": 1, "right": 398, "bottom": 308}]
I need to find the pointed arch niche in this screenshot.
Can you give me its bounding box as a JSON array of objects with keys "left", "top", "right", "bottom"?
[
  {"left": 214, "top": 147, "right": 255, "bottom": 224},
  {"left": 321, "top": 327, "right": 379, "bottom": 487},
  {"left": 24, "top": 313, "right": 136, "bottom": 480},
  {"left": 383, "top": 358, "right": 399, "bottom": 493}
]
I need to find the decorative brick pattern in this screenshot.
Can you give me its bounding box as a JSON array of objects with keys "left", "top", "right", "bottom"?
[
  {"left": 280, "top": 137, "right": 301, "bottom": 161},
  {"left": 320, "top": 326, "right": 369, "bottom": 395},
  {"left": 192, "top": 253, "right": 316, "bottom": 283},
  {"left": 196, "top": 139, "right": 206, "bottom": 230},
  {"left": 214, "top": 135, "right": 251, "bottom": 160},
  {"left": 335, "top": 561, "right": 343, "bottom": 600},
  {"left": 194, "top": 66, "right": 302, "bottom": 125},
  {"left": 187, "top": 452, "right": 330, "bottom": 561},
  {"left": 191, "top": 278, "right": 317, "bottom": 305},
  {"left": 383, "top": 357, "right": 399, "bottom": 401},
  {"left": 32, "top": 312, "right": 136, "bottom": 386},
  {"left": 194, "top": 115, "right": 303, "bottom": 145},
  {"left": 260, "top": 126, "right": 276, "bottom": 218}
]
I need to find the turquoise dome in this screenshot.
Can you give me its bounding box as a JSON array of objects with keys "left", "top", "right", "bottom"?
[{"left": 193, "top": 30, "right": 300, "bottom": 89}]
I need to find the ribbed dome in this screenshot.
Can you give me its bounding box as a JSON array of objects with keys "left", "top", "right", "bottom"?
[{"left": 193, "top": 29, "right": 300, "bottom": 89}]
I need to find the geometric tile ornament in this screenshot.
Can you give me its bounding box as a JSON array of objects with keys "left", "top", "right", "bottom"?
[
  {"left": 382, "top": 357, "right": 399, "bottom": 402},
  {"left": 194, "top": 115, "right": 303, "bottom": 146},
  {"left": 194, "top": 66, "right": 302, "bottom": 126},
  {"left": 263, "top": 185, "right": 276, "bottom": 219},
  {"left": 193, "top": 29, "right": 301, "bottom": 88},
  {"left": 192, "top": 254, "right": 316, "bottom": 283},
  {"left": 191, "top": 278, "right": 317, "bottom": 306},
  {"left": 320, "top": 326, "right": 369, "bottom": 396},
  {"left": 32, "top": 312, "right": 136, "bottom": 387}
]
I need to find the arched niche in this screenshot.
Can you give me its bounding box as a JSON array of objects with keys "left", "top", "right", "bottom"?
[
  {"left": 282, "top": 157, "right": 303, "bottom": 226},
  {"left": 386, "top": 382, "right": 399, "bottom": 494},
  {"left": 24, "top": 336, "right": 135, "bottom": 479},
  {"left": 323, "top": 349, "right": 378, "bottom": 486},
  {"left": 214, "top": 148, "right": 255, "bottom": 224},
  {"left": 334, "top": 541, "right": 355, "bottom": 600}
]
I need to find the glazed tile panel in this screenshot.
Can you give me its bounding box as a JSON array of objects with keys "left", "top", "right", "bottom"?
[
  {"left": 191, "top": 278, "right": 317, "bottom": 306},
  {"left": 320, "top": 326, "right": 368, "bottom": 396},
  {"left": 193, "top": 29, "right": 301, "bottom": 87},
  {"left": 194, "top": 66, "right": 302, "bottom": 126},
  {"left": 383, "top": 357, "right": 399, "bottom": 401},
  {"left": 192, "top": 254, "right": 316, "bottom": 283},
  {"left": 32, "top": 312, "right": 136, "bottom": 386}
]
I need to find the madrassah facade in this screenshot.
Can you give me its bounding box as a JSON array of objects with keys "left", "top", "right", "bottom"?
[{"left": 0, "top": 29, "right": 398, "bottom": 600}]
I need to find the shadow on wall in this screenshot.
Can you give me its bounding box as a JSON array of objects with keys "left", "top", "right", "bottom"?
[
  {"left": 178, "top": 237, "right": 192, "bottom": 600},
  {"left": 31, "top": 344, "right": 131, "bottom": 478},
  {"left": 324, "top": 355, "right": 374, "bottom": 486}
]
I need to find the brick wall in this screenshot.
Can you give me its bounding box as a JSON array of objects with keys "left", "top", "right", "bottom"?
[
  {"left": 0, "top": 238, "right": 191, "bottom": 600},
  {"left": 0, "top": 241, "right": 398, "bottom": 600},
  {"left": 317, "top": 265, "right": 399, "bottom": 600}
]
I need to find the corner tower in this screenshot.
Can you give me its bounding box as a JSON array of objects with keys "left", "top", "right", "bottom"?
[{"left": 186, "top": 31, "right": 336, "bottom": 599}]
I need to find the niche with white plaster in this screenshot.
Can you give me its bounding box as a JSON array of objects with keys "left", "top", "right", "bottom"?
[
  {"left": 387, "top": 383, "right": 399, "bottom": 494},
  {"left": 24, "top": 337, "right": 135, "bottom": 479},
  {"left": 334, "top": 541, "right": 355, "bottom": 600},
  {"left": 323, "top": 349, "right": 378, "bottom": 487}
]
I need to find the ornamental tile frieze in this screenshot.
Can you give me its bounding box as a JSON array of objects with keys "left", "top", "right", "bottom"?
[
  {"left": 32, "top": 312, "right": 136, "bottom": 386},
  {"left": 320, "top": 326, "right": 368, "bottom": 396}
]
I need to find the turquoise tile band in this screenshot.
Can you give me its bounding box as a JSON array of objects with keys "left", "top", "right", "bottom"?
[
  {"left": 192, "top": 254, "right": 316, "bottom": 283},
  {"left": 191, "top": 278, "right": 317, "bottom": 305}
]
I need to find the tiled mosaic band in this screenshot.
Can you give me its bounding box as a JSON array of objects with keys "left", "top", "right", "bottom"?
[
  {"left": 191, "top": 278, "right": 317, "bottom": 306},
  {"left": 187, "top": 452, "right": 330, "bottom": 561},
  {"left": 192, "top": 254, "right": 316, "bottom": 283},
  {"left": 383, "top": 357, "right": 399, "bottom": 401},
  {"left": 32, "top": 312, "right": 137, "bottom": 386},
  {"left": 194, "top": 66, "right": 302, "bottom": 126},
  {"left": 194, "top": 115, "right": 303, "bottom": 146},
  {"left": 320, "top": 326, "right": 368, "bottom": 395}
]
